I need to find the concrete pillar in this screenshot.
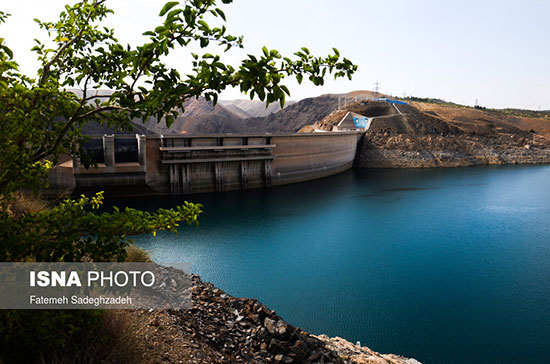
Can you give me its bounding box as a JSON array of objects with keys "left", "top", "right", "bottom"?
[
  {"left": 264, "top": 160, "right": 272, "bottom": 188},
  {"left": 181, "top": 165, "right": 190, "bottom": 194},
  {"left": 169, "top": 164, "right": 180, "bottom": 195},
  {"left": 240, "top": 161, "right": 249, "bottom": 190},
  {"left": 102, "top": 134, "right": 115, "bottom": 172},
  {"left": 136, "top": 134, "right": 147, "bottom": 172},
  {"left": 214, "top": 162, "right": 223, "bottom": 192}
]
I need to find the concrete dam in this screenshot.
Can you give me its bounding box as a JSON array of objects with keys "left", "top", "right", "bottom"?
[{"left": 52, "top": 132, "right": 362, "bottom": 196}]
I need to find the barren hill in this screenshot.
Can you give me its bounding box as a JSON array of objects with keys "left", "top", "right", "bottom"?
[
  {"left": 311, "top": 99, "right": 550, "bottom": 168},
  {"left": 139, "top": 97, "right": 247, "bottom": 134},
  {"left": 136, "top": 91, "right": 374, "bottom": 134},
  {"left": 414, "top": 102, "right": 550, "bottom": 136},
  {"left": 242, "top": 95, "right": 339, "bottom": 132},
  {"left": 219, "top": 99, "right": 297, "bottom": 118},
  {"left": 79, "top": 89, "right": 550, "bottom": 151},
  {"left": 136, "top": 94, "right": 340, "bottom": 134}
]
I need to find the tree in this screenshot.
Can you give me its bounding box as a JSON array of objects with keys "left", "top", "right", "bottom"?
[
  {"left": 0, "top": 1, "right": 357, "bottom": 360},
  {"left": 0, "top": 0, "right": 356, "bottom": 262}
]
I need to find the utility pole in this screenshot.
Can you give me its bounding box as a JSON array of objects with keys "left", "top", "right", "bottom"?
[{"left": 374, "top": 81, "right": 380, "bottom": 99}]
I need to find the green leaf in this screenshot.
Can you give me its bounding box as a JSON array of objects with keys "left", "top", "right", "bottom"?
[
  {"left": 159, "top": 1, "right": 179, "bottom": 16},
  {"left": 280, "top": 85, "right": 290, "bottom": 96},
  {"left": 198, "top": 20, "right": 210, "bottom": 30},
  {"left": 279, "top": 94, "right": 286, "bottom": 108},
  {"left": 215, "top": 8, "right": 226, "bottom": 21},
  {"left": 166, "top": 8, "right": 182, "bottom": 20},
  {"left": 165, "top": 114, "right": 174, "bottom": 127}
]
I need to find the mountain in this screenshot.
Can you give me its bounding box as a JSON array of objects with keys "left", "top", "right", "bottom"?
[
  {"left": 217, "top": 103, "right": 252, "bottom": 119},
  {"left": 239, "top": 91, "right": 386, "bottom": 133},
  {"left": 138, "top": 97, "right": 246, "bottom": 134},
  {"left": 76, "top": 89, "right": 549, "bottom": 138},
  {"left": 73, "top": 89, "right": 380, "bottom": 135},
  {"left": 218, "top": 99, "right": 296, "bottom": 118},
  {"left": 242, "top": 95, "right": 339, "bottom": 132},
  {"left": 136, "top": 95, "right": 339, "bottom": 134},
  {"left": 136, "top": 91, "right": 385, "bottom": 134}
]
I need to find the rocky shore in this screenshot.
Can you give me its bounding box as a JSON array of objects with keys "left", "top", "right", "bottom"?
[
  {"left": 356, "top": 131, "right": 550, "bottom": 168},
  {"left": 130, "top": 273, "right": 420, "bottom": 364}
]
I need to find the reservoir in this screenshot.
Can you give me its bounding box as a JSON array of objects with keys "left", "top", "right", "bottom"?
[{"left": 115, "top": 165, "right": 550, "bottom": 364}]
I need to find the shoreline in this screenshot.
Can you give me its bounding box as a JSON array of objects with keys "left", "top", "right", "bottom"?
[
  {"left": 356, "top": 130, "right": 550, "bottom": 169},
  {"left": 129, "top": 272, "right": 421, "bottom": 364}
]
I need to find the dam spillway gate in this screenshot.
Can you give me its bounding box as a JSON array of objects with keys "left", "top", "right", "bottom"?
[{"left": 160, "top": 135, "right": 275, "bottom": 194}]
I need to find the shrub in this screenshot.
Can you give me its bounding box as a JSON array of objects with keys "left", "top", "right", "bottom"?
[{"left": 124, "top": 245, "right": 152, "bottom": 262}]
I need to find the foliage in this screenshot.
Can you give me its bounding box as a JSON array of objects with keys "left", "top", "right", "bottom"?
[
  {"left": 408, "top": 96, "right": 466, "bottom": 108},
  {"left": 408, "top": 96, "right": 549, "bottom": 119},
  {"left": 487, "top": 108, "right": 550, "bottom": 120},
  {"left": 0, "top": 0, "right": 356, "bottom": 259},
  {"left": 0, "top": 0, "right": 356, "bottom": 204},
  {"left": 0, "top": 1, "right": 356, "bottom": 359},
  {"left": 0, "top": 310, "right": 104, "bottom": 363},
  {"left": 124, "top": 245, "right": 152, "bottom": 262},
  {"left": 0, "top": 192, "right": 202, "bottom": 262},
  {"left": 0, "top": 0, "right": 356, "bottom": 260}
]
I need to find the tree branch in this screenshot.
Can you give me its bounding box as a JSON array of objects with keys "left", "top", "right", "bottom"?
[
  {"left": 38, "top": 0, "right": 105, "bottom": 85},
  {"left": 31, "top": 104, "right": 128, "bottom": 163}
]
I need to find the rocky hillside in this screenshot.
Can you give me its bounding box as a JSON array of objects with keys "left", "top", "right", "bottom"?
[
  {"left": 78, "top": 90, "right": 382, "bottom": 135},
  {"left": 415, "top": 102, "right": 550, "bottom": 136},
  {"left": 152, "top": 96, "right": 340, "bottom": 134},
  {"left": 242, "top": 95, "right": 339, "bottom": 133},
  {"left": 134, "top": 91, "right": 382, "bottom": 134},
  {"left": 219, "top": 99, "right": 297, "bottom": 118},
  {"left": 313, "top": 100, "right": 550, "bottom": 168},
  {"left": 129, "top": 272, "right": 420, "bottom": 364},
  {"left": 139, "top": 97, "right": 246, "bottom": 134}
]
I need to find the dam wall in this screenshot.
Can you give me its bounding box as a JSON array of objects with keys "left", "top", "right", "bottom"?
[
  {"left": 271, "top": 133, "right": 359, "bottom": 186},
  {"left": 68, "top": 131, "right": 361, "bottom": 195}
]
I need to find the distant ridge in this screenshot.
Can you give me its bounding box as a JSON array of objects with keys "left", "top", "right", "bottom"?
[
  {"left": 72, "top": 89, "right": 549, "bottom": 136},
  {"left": 218, "top": 99, "right": 297, "bottom": 118}
]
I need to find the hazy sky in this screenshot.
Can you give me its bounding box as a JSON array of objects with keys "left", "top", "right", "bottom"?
[{"left": 2, "top": 0, "right": 549, "bottom": 109}]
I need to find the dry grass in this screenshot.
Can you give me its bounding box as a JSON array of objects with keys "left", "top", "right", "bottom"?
[
  {"left": 7, "top": 191, "right": 50, "bottom": 218},
  {"left": 125, "top": 245, "right": 152, "bottom": 262},
  {"left": 416, "top": 102, "right": 550, "bottom": 136},
  {"left": 39, "top": 311, "right": 143, "bottom": 364},
  {"left": 297, "top": 125, "right": 315, "bottom": 133},
  {"left": 4, "top": 195, "right": 156, "bottom": 364}
]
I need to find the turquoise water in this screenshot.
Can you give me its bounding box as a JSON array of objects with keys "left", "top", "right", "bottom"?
[{"left": 115, "top": 165, "right": 550, "bottom": 364}]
